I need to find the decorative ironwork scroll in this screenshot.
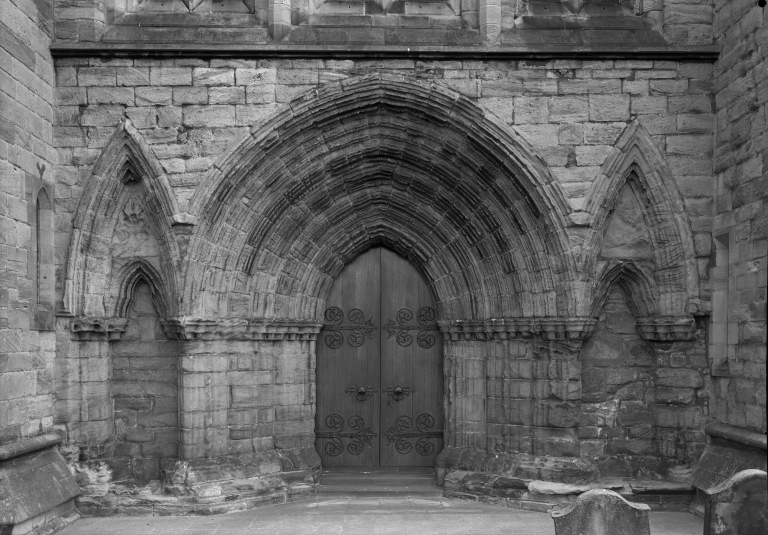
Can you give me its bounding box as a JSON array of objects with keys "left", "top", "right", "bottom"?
[
  {"left": 316, "top": 414, "right": 377, "bottom": 456},
  {"left": 386, "top": 306, "right": 438, "bottom": 349},
  {"left": 323, "top": 306, "right": 376, "bottom": 349},
  {"left": 345, "top": 385, "right": 376, "bottom": 401},
  {"left": 384, "top": 385, "right": 413, "bottom": 401},
  {"left": 384, "top": 413, "right": 442, "bottom": 456}
]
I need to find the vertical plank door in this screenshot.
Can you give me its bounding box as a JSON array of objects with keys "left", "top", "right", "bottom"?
[
  {"left": 315, "top": 249, "right": 381, "bottom": 467},
  {"left": 379, "top": 248, "right": 443, "bottom": 467},
  {"left": 316, "top": 247, "right": 443, "bottom": 467}
]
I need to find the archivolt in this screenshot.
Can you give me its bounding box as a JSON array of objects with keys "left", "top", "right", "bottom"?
[
  {"left": 185, "top": 74, "right": 577, "bottom": 320},
  {"left": 590, "top": 261, "right": 658, "bottom": 318},
  {"left": 114, "top": 260, "right": 170, "bottom": 319},
  {"left": 63, "top": 119, "right": 182, "bottom": 317}
]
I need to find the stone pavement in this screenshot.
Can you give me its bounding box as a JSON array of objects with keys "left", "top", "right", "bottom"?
[
  {"left": 57, "top": 495, "right": 704, "bottom": 535},
  {"left": 59, "top": 468, "right": 704, "bottom": 535}
]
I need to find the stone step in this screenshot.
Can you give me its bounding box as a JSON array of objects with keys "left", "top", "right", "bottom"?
[
  {"left": 320, "top": 474, "right": 437, "bottom": 485},
  {"left": 321, "top": 466, "right": 435, "bottom": 474},
  {"left": 318, "top": 467, "right": 440, "bottom": 497},
  {"left": 318, "top": 489, "right": 442, "bottom": 497}
]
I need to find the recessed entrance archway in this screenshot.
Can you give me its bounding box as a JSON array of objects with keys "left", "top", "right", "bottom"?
[
  {"left": 180, "top": 73, "right": 580, "bottom": 464},
  {"left": 316, "top": 247, "right": 443, "bottom": 467},
  {"left": 59, "top": 71, "right": 707, "bottom": 509}
]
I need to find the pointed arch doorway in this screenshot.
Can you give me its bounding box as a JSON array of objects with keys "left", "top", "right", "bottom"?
[{"left": 315, "top": 247, "right": 444, "bottom": 467}]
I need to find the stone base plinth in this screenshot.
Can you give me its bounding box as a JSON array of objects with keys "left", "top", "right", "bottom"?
[
  {"left": 76, "top": 448, "right": 320, "bottom": 516},
  {"left": 437, "top": 447, "right": 694, "bottom": 512},
  {"left": 436, "top": 447, "right": 600, "bottom": 486}
]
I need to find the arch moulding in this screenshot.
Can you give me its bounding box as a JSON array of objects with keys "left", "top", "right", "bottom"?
[
  {"left": 63, "top": 119, "right": 185, "bottom": 339},
  {"left": 180, "top": 73, "right": 591, "bottom": 340},
  {"left": 581, "top": 121, "right": 702, "bottom": 341}
]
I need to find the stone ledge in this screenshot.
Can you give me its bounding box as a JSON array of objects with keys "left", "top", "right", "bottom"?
[
  {"left": 49, "top": 42, "right": 720, "bottom": 61},
  {"left": 439, "top": 317, "right": 596, "bottom": 341},
  {"left": 0, "top": 433, "right": 62, "bottom": 461},
  {"left": 69, "top": 316, "right": 323, "bottom": 342}
]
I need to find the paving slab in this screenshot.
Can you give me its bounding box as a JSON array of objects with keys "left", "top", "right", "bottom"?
[
  {"left": 58, "top": 496, "right": 703, "bottom": 535},
  {"left": 58, "top": 469, "right": 703, "bottom": 534}
]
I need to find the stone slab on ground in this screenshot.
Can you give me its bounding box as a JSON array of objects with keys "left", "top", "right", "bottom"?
[{"left": 529, "top": 481, "right": 592, "bottom": 495}]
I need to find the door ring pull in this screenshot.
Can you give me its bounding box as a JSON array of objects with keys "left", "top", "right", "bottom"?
[
  {"left": 385, "top": 385, "right": 413, "bottom": 401},
  {"left": 346, "top": 386, "right": 376, "bottom": 401}
]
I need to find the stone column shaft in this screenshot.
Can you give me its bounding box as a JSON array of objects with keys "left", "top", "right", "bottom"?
[{"left": 479, "top": 0, "right": 502, "bottom": 45}]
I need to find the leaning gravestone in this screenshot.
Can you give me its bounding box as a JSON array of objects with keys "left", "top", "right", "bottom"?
[
  {"left": 704, "top": 469, "right": 767, "bottom": 535},
  {"left": 551, "top": 489, "right": 651, "bottom": 535}
]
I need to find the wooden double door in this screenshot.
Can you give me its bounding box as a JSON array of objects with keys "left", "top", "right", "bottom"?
[{"left": 315, "top": 248, "right": 444, "bottom": 467}]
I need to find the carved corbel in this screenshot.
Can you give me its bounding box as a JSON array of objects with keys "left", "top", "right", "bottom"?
[
  {"left": 635, "top": 316, "right": 696, "bottom": 342},
  {"left": 438, "top": 317, "right": 596, "bottom": 342},
  {"left": 70, "top": 317, "right": 129, "bottom": 341},
  {"left": 160, "top": 317, "right": 323, "bottom": 341},
  {"left": 535, "top": 317, "right": 597, "bottom": 341}
]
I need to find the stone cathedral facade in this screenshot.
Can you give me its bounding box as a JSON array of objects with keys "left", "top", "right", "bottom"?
[{"left": 0, "top": 0, "right": 766, "bottom": 532}]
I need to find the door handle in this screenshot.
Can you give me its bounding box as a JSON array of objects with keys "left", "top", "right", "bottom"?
[
  {"left": 384, "top": 385, "right": 413, "bottom": 401},
  {"left": 345, "top": 385, "right": 376, "bottom": 401}
]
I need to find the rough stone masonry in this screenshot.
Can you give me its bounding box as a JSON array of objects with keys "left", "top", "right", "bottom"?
[{"left": 0, "top": 0, "right": 766, "bottom": 532}]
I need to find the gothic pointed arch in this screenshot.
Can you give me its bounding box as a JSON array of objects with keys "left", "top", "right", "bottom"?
[
  {"left": 63, "top": 119, "right": 182, "bottom": 317},
  {"left": 33, "top": 187, "right": 55, "bottom": 330},
  {"left": 184, "top": 74, "right": 578, "bottom": 322},
  {"left": 590, "top": 261, "right": 658, "bottom": 319},
  {"left": 113, "top": 260, "right": 170, "bottom": 319},
  {"left": 582, "top": 120, "right": 701, "bottom": 319}
]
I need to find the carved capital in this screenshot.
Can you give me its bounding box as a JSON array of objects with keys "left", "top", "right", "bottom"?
[
  {"left": 536, "top": 317, "right": 596, "bottom": 341},
  {"left": 636, "top": 316, "right": 696, "bottom": 342},
  {"left": 70, "top": 317, "right": 129, "bottom": 341},
  {"left": 160, "top": 317, "right": 185, "bottom": 340},
  {"left": 165, "top": 317, "right": 323, "bottom": 341},
  {"left": 439, "top": 318, "right": 533, "bottom": 341},
  {"left": 439, "top": 317, "right": 596, "bottom": 342}
]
